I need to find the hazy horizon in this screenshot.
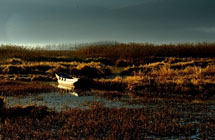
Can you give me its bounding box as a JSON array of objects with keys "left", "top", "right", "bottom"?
[{"left": 1, "top": 0, "right": 215, "bottom": 46}]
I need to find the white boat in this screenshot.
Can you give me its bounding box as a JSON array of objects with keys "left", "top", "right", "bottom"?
[{"left": 55, "top": 74, "right": 79, "bottom": 86}]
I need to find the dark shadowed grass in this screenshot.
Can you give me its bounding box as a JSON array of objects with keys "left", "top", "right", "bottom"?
[
  {"left": 0, "top": 103, "right": 214, "bottom": 139},
  {"left": 76, "top": 42, "right": 215, "bottom": 61}
]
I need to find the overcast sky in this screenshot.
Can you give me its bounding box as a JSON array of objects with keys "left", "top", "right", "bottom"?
[{"left": 0, "top": 0, "right": 215, "bottom": 45}]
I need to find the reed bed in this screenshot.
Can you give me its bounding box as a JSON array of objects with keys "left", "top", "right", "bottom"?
[
  {"left": 0, "top": 45, "right": 78, "bottom": 62},
  {"left": 76, "top": 42, "right": 215, "bottom": 58},
  {"left": 1, "top": 43, "right": 215, "bottom": 64}
]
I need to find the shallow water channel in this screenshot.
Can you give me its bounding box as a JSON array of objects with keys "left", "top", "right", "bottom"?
[{"left": 4, "top": 91, "right": 143, "bottom": 112}]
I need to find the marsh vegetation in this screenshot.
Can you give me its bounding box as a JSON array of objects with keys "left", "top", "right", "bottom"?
[
  {"left": 1, "top": 43, "right": 215, "bottom": 139},
  {"left": 0, "top": 99, "right": 215, "bottom": 139}
]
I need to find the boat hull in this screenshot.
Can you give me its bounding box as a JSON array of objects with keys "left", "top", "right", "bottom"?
[{"left": 55, "top": 74, "right": 79, "bottom": 86}]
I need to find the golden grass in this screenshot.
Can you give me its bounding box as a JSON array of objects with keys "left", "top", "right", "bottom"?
[
  {"left": 0, "top": 61, "right": 111, "bottom": 79},
  {"left": 94, "top": 59, "right": 215, "bottom": 97}
]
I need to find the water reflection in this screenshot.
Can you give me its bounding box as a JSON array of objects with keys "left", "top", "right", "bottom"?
[
  {"left": 5, "top": 92, "right": 144, "bottom": 112},
  {"left": 68, "top": 92, "right": 78, "bottom": 97},
  {"left": 57, "top": 84, "right": 78, "bottom": 96},
  {"left": 57, "top": 84, "right": 74, "bottom": 90}
]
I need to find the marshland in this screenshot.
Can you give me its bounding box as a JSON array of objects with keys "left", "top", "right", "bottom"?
[{"left": 1, "top": 43, "right": 215, "bottom": 139}]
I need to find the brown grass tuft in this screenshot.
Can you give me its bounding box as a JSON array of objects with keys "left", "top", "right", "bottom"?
[{"left": 0, "top": 80, "right": 55, "bottom": 96}]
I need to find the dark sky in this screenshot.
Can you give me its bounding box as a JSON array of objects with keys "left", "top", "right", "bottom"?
[{"left": 0, "top": 0, "right": 215, "bottom": 45}]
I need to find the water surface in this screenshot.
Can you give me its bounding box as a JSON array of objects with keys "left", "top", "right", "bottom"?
[{"left": 5, "top": 92, "right": 143, "bottom": 111}]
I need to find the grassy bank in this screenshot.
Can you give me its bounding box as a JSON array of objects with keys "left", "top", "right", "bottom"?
[
  {"left": 0, "top": 81, "right": 55, "bottom": 96},
  {"left": 93, "top": 58, "right": 215, "bottom": 99},
  {"left": 0, "top": 60, "right": 111, "bottom": 81}
]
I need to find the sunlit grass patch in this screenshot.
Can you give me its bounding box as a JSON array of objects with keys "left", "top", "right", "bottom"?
[
  {"left": 6, "top": 58, "right": 24, "bottom": 64},
  {"left": 0, "top": 61, "right": 112, "bottom": 80},
  {"left": 92, "top": 59, "right": 215, "bottom": 98}
]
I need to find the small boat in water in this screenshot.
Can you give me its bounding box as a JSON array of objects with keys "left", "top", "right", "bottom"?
[{"left": 55, "top": 73, "right": 79, "bottom": 86}]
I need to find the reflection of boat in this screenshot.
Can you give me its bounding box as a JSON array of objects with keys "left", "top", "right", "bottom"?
[
  {"left": 57, "top": 84, "right": 74, "bottom": 90},
  {"left": 57, "top": 84, "right": 79, "bottom": 96},
  {"left": 69, "top": 92, "right": 79, "bottom": 96},
  {"left": 55, "top": 73, "right": 79, "bottom": 86}
]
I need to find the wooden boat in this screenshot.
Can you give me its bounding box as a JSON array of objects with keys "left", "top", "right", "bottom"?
[{"left": 55, "top": 73, "right": 79, "bottom": 86}]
